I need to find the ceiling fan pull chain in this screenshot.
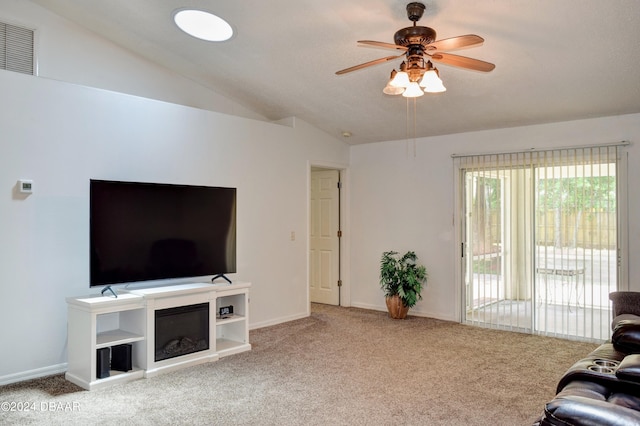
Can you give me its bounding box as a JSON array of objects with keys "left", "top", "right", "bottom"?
[
  {"left": 414, "top": 97, "right": 417, "bottom": 158},
  {"left": 406, "top": 97, "right": 410, "bottom": 158}
]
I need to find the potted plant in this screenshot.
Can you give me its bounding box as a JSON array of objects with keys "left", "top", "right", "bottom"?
[{"left": 379, "top": 250, "right": 428, "bottom": 319}]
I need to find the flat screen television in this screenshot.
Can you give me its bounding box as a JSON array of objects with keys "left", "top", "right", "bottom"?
[{"left": 90, "top": 179, "right": 236, "bottom": 287}]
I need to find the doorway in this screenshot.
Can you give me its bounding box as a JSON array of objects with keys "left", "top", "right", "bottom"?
[
  {"left": 455, "top": 145, "right": 625, "bottom": 341},
  {"left": 309, "top": 167, "right": 342, "bottom": 305}
]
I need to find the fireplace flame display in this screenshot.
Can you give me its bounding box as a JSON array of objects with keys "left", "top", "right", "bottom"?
[
  {"left": 157, "top": 336, "right": 208, "bottom": 360},
  {"left": 155, "top": 303, "right": 209, "bottom": 362}
]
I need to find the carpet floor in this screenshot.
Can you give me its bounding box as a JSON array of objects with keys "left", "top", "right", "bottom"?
[{"left": 0, "top": 303, "right": 598, "bottom": 425}]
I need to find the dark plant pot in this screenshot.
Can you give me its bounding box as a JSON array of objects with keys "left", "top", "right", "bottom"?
[{"left": 385, "top": 295, "right": 409, "bottom": 319}]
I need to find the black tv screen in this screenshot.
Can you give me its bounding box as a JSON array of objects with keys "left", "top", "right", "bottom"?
[{"left": 90, "top": 180, "right": 236, "bottom": 287}]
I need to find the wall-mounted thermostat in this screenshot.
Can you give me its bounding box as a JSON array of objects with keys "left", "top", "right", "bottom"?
[{"left": 18, "top": 179, "right": 33, "bottom": 194}]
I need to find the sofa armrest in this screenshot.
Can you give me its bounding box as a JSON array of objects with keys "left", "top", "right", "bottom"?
[
  {"left": 617, "top": 354, "right": 640, "bottom": 382},
  {"left": 538, "top": 381, "right": 640, "bottom": 426},
  {"left": 541, "top": 395, "right": 640, "bottom": 426},
  {"left": 612, "top": 320, "right": 640, "bottom": 353},
  {"left": 610, "top": 292, "right": 640, "bottom": 317}
]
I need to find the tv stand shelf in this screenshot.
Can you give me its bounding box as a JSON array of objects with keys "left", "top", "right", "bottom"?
[
  {"left": 96, "top": 330, "right": 144, "bottom": 349},
  {"left": 216, "top": 314, "right": 245, "bottom": 325},
  {"left": 65, "top": 282, "right": 251, "bottom": 390},
  {"left": 215, "top": 285, "right": 251, "bottom": 357}
]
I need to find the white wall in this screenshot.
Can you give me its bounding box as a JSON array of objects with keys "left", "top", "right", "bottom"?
[
  {"left": 349, "top": 114, "right": 640, "bottom": 321},
  {"left": 0, "top": 0, "right": 349, "bottom": 384},
  {"left": 1, "top": 0, "right": 266, "bottom": 121},
  {"left": 0, "top": 70, "right": 349, "bottom": 383}
]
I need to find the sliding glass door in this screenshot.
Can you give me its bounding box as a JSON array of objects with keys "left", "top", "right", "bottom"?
[{"left": 457, "top": 146, "right": 623, "bottom": 341}]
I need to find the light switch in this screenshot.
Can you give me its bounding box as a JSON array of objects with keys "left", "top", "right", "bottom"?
[{"left": 290, "top": 231, "right": 295, "bottom": 241}]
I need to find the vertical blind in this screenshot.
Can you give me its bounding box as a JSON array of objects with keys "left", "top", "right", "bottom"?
[{"left": 455, "top": 143, "right": 624, "bottom": 341}]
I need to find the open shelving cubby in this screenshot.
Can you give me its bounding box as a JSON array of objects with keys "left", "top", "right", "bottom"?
[
  {"left": 65, "top": 293, "right": 146, "bottom": 390},
  {"left": 215, "top": 284, "right": 251, "bottom": 357}
]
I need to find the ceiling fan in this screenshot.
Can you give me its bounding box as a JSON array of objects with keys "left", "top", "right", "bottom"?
[{"left": 336, "top": 2, "right": 495, "bottom": 97}]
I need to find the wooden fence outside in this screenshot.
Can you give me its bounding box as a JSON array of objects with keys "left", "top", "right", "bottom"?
[{"left": 473, "top": 209, "right": 616, "bottom": 252}]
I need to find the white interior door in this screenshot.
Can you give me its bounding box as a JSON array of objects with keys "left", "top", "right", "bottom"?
[{"left": 310, "top": 169, "right": 340, "bottom": 305}]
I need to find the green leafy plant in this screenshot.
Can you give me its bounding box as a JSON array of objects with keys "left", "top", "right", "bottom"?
[{"left": 379, "top": 250, "right": 428, "bottom": 308}]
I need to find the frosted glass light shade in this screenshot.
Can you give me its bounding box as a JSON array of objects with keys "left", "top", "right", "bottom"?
[
  {"left": 389, "top": 71, "right": 410, "bottom": 88},
  {"left": 383, "top": 83, "right": 405, "bottom": 95},
  {"left": 402, "top": 82, "right": 425, "bottom": 97},
  {"left": 384, "top": 70, "right": 404, "bottom": 94},
  {"left": 419, "top": 69, "right": 446, "bottom": 93},
  {"left": 382, "top": 84, "right": 404, "bottom": 95},
  {"left": 419, "top": 69, "right": 439, "bottom": 87},
  {"left": 424, "top": 79, "right": 446, "bottom": 93},
  {"left": 174, "top": 10, "right": 233, "bottom": 41}
]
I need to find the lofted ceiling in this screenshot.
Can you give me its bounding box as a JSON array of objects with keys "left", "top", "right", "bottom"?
[{"left": 30, "top": 0, "right": 640, "bottom": 145}]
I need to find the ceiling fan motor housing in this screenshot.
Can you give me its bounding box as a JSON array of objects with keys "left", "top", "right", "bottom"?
[
  {"left": 394, "top": 25, "right": 436, "bottom": 82},
  {"left": 394, "top": 26, "right": 436, "bottom": 47}
]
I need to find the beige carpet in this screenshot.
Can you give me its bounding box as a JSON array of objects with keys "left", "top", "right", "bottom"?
[{"left": 0, "top": 304, "right": 598, "bottom": 425}]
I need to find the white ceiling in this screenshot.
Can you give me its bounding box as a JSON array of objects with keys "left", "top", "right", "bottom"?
[{"left": 31, "top": 0, "right": 640, "bottom": 145}]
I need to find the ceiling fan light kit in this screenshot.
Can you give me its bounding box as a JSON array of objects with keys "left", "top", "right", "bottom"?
[{"left": 336, "top": 2, "right": 494, "bottom": 98}]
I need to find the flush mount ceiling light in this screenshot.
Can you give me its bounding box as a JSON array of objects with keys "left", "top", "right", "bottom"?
[
  {"left": 174, "top": 9, "right": 233, "bottom": 42},
  {"left": 336, "top": 2, "right": 495, "bottom": 98}
]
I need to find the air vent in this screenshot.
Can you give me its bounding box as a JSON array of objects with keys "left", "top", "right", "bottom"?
[{"left": 0, "top": 21, "right": 35, "bottom": 75}]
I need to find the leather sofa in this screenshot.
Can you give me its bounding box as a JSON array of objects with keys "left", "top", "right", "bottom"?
[{"left": 535, "top": 291, "right": 640, "bottom": 425}]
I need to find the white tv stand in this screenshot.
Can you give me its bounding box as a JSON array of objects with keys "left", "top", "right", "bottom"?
[{"left": 65, "top": 281, "right": 251, "bottom": 390}]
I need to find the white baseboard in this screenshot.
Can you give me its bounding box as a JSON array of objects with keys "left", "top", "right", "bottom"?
[
  {"left": 350, "top": 302, "right": 457, "bottom": 322},
  {"left": 0, "top": 363, "right": 68, "bottom": 386},
  {"left": 249, "top": 311, "right": 309, "bottom": 330},
  {"left": 350, "top": 301, "right": 386, "bottom": 312}
]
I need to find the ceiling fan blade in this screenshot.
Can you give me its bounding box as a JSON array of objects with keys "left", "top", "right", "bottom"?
[
  {"left": 357, "top": 40, "right": 407, "bottom": 51},
  {"left": 335, "top": 54, "right": 405, "bottom": 75},
  {"left": 431, "top": 52, "right": 495, "bottom": 72},
  {"left": 426, "top": 34, "right": 484, "bottom": 52}
]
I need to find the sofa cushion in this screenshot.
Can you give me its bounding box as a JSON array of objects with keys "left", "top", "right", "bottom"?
[
  {"left": 540, "top": 381, "right": 640, "bottom": 426},
  {"left": 612, "top": 314, "right": 640, "bottom": 331},
  {"left": 617, "top": 354, "right": 640, "bottom": 382},
  {"left": 612, "top": 320, "right": 640, "bottom": 353}
]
